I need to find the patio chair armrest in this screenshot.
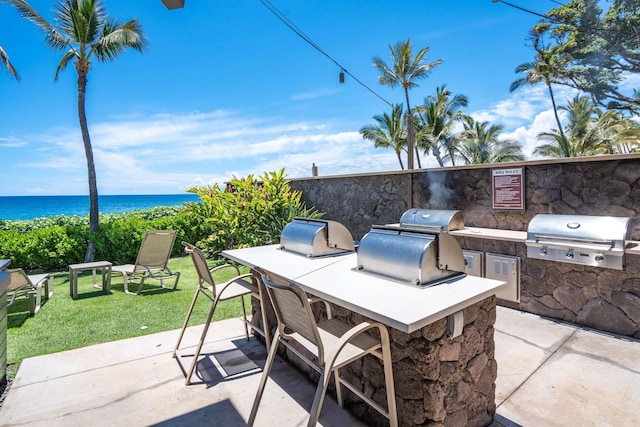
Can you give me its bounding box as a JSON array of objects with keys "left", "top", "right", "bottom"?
[
  {"left": 209, "top": 263, "right": 241, "bottom": 276},
  {"left": 325, "top": 321, "right": 390, "bottom": 368},
  {"left": 217, "top": 273, "right": 257, "bottom": 295},
  {"left": 308, "top": 296, "right": 333, "bottom": 319}
]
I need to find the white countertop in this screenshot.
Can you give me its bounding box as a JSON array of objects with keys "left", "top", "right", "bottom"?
[
  {"left": 222, "top": 245, "right": 506, "bottom": 333},
  {"left": 449, "top": 227, "right": 527, "bottom": 242}
]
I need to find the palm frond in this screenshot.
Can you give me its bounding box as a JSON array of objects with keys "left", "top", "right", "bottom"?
[
  {"left": 0, "top": 44, "right": 20, "bottom": 80},
  {"left": 2, "top": 0, "right": 67, "bottom": 50},
  {"left": 54, "top": 49, "right": 76, "bottom": 81},
  {"left": 93, "top": 18, "right": 146, "bottom": 61}
]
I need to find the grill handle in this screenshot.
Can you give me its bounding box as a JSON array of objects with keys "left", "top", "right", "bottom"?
[
  {"left": 532, "top": 234, "right": 614, "bottom": 244},
  {"left": 532, "top": 238, "right": 617, "bottom": 252}
]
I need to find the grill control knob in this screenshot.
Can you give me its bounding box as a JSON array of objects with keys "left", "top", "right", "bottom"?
[
  {"left": 595, "top": 255, "right": 605, "bottom": 263},
  {"left": 539, "top": 248, "right": 547, "bottom": 256},
  {"left": 565, "top": 251, "right": 574, "bottom": 259}
]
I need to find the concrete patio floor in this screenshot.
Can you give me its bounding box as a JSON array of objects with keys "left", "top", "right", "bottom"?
[{"left": 1, "top": 306, "right": 639, "bottom": 426}]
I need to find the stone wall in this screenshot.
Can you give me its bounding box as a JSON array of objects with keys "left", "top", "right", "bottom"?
[
  {"left": 292, "top": 171, "right": 411, "bottom": 241},
  {"left": 291, "top": 154, "right": 640, "bottom": 338}
]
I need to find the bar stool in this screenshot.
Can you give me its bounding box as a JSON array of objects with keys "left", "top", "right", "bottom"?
[
  {"left": 248, "top": 272, "right": 398, "bottom": 427},
  {"left": 173, "top": 242, "right": 269, "bottom": 385}
]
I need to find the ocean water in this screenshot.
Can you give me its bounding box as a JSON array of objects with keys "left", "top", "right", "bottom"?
[{"left": 0, "top": 194, "right": 201, "bottom": 221}]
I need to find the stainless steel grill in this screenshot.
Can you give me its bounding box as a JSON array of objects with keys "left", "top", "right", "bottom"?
[
  {"left": 525, "top": 214, "right": 631, "bottom": 270},
  {"left": 399, "top": 209, "right": 464, "bottom": 232},
  {"left": 355, "top": 209, "right": 467, "bottom": 287},
  {"left": 279, "top": 217, "right": 355, "bottom": 257}
]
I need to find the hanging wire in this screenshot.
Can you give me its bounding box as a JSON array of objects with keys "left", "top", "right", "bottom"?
[
  {"left": 493, "top": 0, "right": 618, "bottom": 34},
  {"left": 491, "top": 0, "right": 556, "bottom": 21},
  {"left": 259, "top": 0, "right": 393, "bottom": 107}
]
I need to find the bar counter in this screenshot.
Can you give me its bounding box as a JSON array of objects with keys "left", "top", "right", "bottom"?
[{"left": 222, "top": 245, "right": 506, "bottom": 426}]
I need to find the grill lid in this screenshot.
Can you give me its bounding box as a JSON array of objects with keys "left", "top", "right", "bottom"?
[
  {"left": 280, "top": 217, "right": 355, "bottom": 257},
  {"left": 525, "top": 214, "right": 631, "bottom": 270},
  {"left": 355, "top": 225, "right": 466, "bottom": 287},
  {"left": 399, "top": 209, "right": 464, "bottom": 233},
  {"left": 527, "top": 214, "right": 629, "bottom": 250}
]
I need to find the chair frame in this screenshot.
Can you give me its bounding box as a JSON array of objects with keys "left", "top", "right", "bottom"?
[
  {"left": 7, "top": 269, "right": 52, "bottom": 315},
  {"left": 249, "top": 273, "right": 398, "bottom": 427},
  {"left": 111, "top": 230, "right": 181, "bottom": 295},
  {"left": 173, "top": 242, "right": 269, "bottom": 385}
]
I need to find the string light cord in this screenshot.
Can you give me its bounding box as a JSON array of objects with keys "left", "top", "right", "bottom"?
[
  {"left": 259, "top": 0, "right": 392, "bottom": 107},
  {"left": 493, "top": 0, "right": 621, "bottom": 35},
  {"left": 491, "top": 0, "right": 557, "bottom": 21}
]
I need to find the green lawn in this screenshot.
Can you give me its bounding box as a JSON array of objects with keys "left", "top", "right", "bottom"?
[{"left": 7, "top": 255, "right": 249, "bottom": 368}]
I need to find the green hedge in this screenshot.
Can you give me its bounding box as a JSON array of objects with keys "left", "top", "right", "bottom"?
[
  {"left": 0, "top": 170, "right": 321, "bottom": 271},
  {"left": 0, "top": 206, "right": 212, "bottom": 271}
]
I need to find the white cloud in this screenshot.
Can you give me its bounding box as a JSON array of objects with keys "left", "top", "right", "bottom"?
[
  {"left": 0, "top": 136, "right": 27, "bottom": 148},
  {"left": 2, "top": 78, "right": 597, "bottom": 195},
  {"left": 470, "top": 83, "right": 581, "bottom": 159}
]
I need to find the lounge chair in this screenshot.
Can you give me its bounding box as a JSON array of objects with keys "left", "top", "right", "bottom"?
[
  {"left": 7, "top": 269, "right": 53, "bottom": 315},
  {"left": 111, "top": 230, "right": 181, "bottom": 295}
]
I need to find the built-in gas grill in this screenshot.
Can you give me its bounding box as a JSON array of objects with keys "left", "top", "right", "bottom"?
[
  {"left": 279, "top": 217, "right": 355, "bottom": 257},
  {"left": 525, "top": 214, "right": 631, "bottom": 270},
  {"left": 355, "top": 209, "right": 467, "bottom": 287}
]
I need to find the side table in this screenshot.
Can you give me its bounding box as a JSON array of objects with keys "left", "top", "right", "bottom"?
[{"left": 69, "top": 261, "right": 112, "bottom": 299}]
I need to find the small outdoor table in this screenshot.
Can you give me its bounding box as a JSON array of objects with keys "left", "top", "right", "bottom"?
[{"left": 69, "top": 261, "right": 112, "bottom": 299}]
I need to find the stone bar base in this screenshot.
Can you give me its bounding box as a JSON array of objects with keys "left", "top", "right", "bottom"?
[{"left": 251, "top": 295, "right": 498, "bottom": 427}]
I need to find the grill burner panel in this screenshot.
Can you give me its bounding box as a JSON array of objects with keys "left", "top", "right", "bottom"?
[
  {"left": 525, "top": 214, "right": 630, "bottom": 270},
  {"left": 279, "top": 218, "right": 355, "bottom": 258}
]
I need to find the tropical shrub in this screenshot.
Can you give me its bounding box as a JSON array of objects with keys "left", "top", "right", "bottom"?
[{"left": 185, "top": 169, "right": 322, "bottom": 256}]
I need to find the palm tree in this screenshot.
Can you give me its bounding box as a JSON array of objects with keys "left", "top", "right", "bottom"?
[
  {"left": 510, "top": 38, "right": 569, "bottom": 157},
  {"left": 415, "top": 85, "right": 468, "bottom": 167},
  {"left": 535, "top": 95, "right": 640, "bottom": 157},
  {"left": 0, "top": 44, "right": 20, "bottom": 80},
  {"left": 458, "top": 116, "right": 524, "bottom": 164},
  {"left": 3, "top": 0, "right": 146, "bottom": 261},
  {"left": 360, "top": 104, "right": 407, "bottom": 169},
  {"left": 372, "top": 38, "right": 442, "bottom": 170}
]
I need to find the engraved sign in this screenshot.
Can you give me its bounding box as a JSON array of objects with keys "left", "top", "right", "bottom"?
[{"left": 492, "top": 167, "right": 524, "bottom": 210}]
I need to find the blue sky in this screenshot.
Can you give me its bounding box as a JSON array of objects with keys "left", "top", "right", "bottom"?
[{"left": 0, "top": 0, "right": 582, "bottom": 195}]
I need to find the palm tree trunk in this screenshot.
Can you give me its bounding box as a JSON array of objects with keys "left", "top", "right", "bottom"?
[
  {"left": 547, "top": 83, "right": 569, "bottom": 157},
  {"left": 76, "top": 62, "right": 99, "bottom": 262},
  {"left": 396, "top": 151, "right": 405, "bottom": 170},
  {"left": 404, "top": 90, "right": 415, "bottom": 169},
  {"left": 432, "top": 146, "right": 444, "bottom": 167}
]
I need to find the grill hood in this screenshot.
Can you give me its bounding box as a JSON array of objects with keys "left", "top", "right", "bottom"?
[
  {"left": 279, "top": 217, "right": 355, "bottom": 257},
  {"left": 355, "top": 224, "right": 466, "bottom": 287},
  {"left": 399, "top": 209, "right": 464, "bottom": 232}
]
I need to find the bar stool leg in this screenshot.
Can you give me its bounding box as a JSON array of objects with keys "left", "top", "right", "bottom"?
[
  {"left": 248, "top": 330, "right": 281, "bottom": 426},
  {"left": 185, "top": 295, "right": 221, "bottom": 385},
  {"left": 173, "top": 286, "right": 202, "bottom": 358}
]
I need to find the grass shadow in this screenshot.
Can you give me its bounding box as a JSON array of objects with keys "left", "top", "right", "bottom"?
[{"left": 7, "top": 299, "right": 33, "bottom": 328}]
